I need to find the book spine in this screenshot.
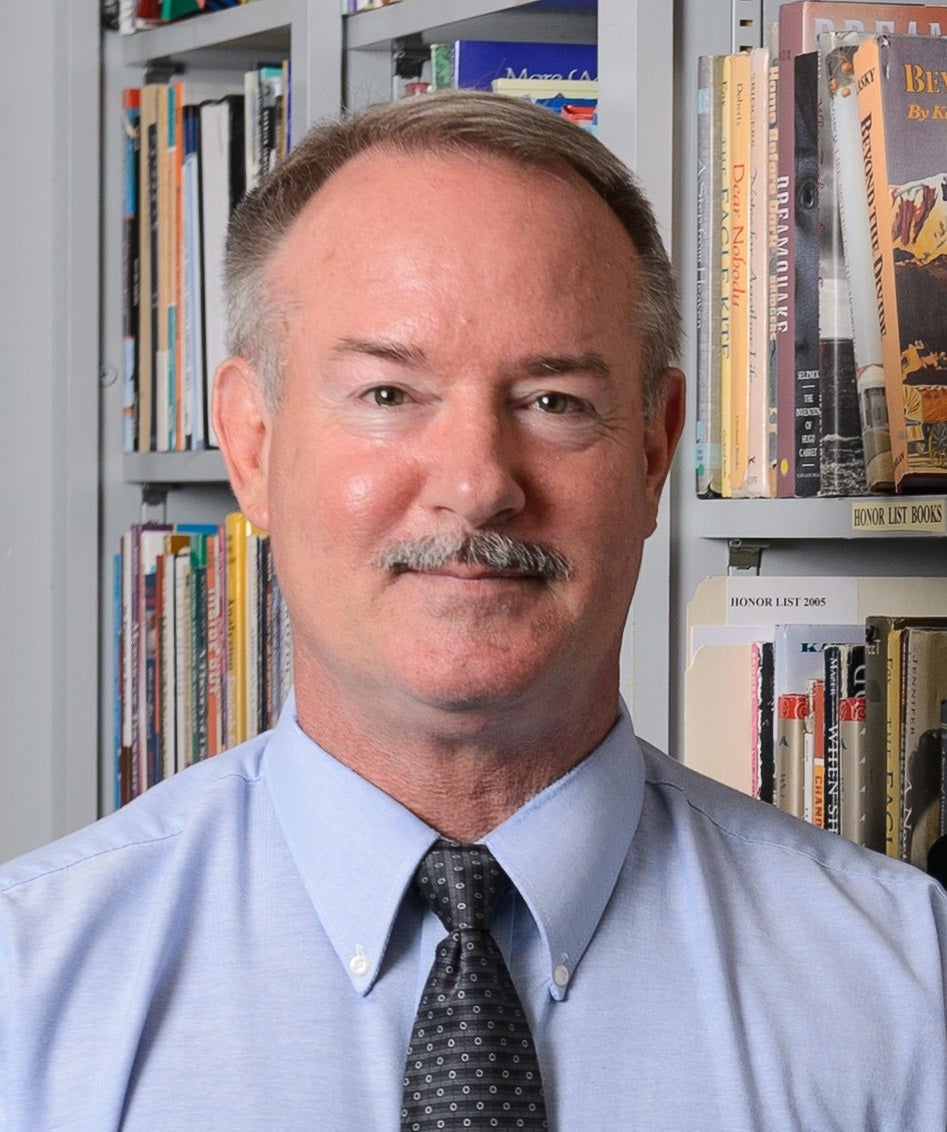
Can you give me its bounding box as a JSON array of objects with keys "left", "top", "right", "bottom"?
[
  {"left": 122, "top": 88, "right": 141, "bottom": 455},
  {"left": 776, "top": 692, "right": 809, "bottom": 817},
  {"left": 224, "top": 512, "right": 248, "bottom": 747},
  {"left": 775, "top": 7, "right": 803, "bottom": 497},
  {"left": 823, "top": 643, "right": 844, "bottom": 833},
  {"left": 695, "top": 55, "right": 724, "bottom": 497},
  {"left": 807, "top": 677, "right": 826, "bottom": 828},
  {"left": 745, "top": 44, "right": 773, "bottom": 498},
  {"left": 205, "top": 525, "right": 224, "bottom": 756},
  {"left": 839, "top": 694, "right": 868, "bottom": 845},
  {"left": 725, "top": 51, "right": 752, "bottom": 499},
  {"left": 886, "top": 625, "right": 905, "bottom": 858},
  {"left": 900, "top": 628, "right": 947, "bottom": 868},
  {"left": 816, "top": 40, "right": 863, "bottom": 498},
  {"left": 863, "top": 617, "right": 890, "bottom": 853},
  {"left": 718, "top": 58, "right": 733, "bottom": 497}
]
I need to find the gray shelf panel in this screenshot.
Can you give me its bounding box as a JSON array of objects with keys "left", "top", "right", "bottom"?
[
  {"left": 121, "top": 0, "right": 299, "bottom": 65},
  {"left": 695, "top": 496, "right": 947, "bottom": 540},
  {"left": 346, "top": 0, "right": 596, "bottom": 49},
  {"left": 123, "top": 450, "right": 229, "bottom": 485}
]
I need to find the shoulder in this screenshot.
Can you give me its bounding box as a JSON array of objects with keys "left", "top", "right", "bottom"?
[
  {"left": 635, "top": 738, "right": 947, "bottom": 909},
  {"left": 0, "top": 734, "right": 272, "bottom": 903}
]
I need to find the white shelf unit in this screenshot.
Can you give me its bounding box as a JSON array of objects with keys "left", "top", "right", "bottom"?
[
  {"left": 668, "top": 0, "right": 947, "bottom": 759},
  {"left": 101, "top": 0, "right": 678, "bottom": 816},
  {"left": 96, "top": 0, "right": 944, "bottom": 823}
]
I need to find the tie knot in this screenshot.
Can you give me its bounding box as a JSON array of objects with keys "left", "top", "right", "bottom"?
[{"left": 414, "top": 840, "right": 509, "bottom": 933}]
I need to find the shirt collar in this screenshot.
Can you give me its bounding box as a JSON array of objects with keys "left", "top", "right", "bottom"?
[{"left": 263, "top": 693, "right": 645, "bottom": 1000}]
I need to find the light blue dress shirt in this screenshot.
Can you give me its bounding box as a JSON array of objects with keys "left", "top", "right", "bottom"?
[{"left": 1, "top": 694, "right": 945, "bottom": 1130}]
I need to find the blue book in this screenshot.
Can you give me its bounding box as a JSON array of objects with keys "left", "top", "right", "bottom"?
[{"left": 452, "top": 40, "right": 596, "bottom": 91}]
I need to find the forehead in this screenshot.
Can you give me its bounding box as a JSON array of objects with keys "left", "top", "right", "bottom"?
[{"left": 271, "top": 145, "right": 640, "bottom": 294}]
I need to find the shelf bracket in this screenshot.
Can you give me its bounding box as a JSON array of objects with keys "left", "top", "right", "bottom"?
[
  {"left": 727, "top": 539, "right": 767, "bottom": 575},
  {"left": 140, "top": 484, "right": 170, "bottom": 524}
]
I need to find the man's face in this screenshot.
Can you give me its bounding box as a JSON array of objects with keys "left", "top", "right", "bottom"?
[{"left": 218, "top": 147, "right": 682, "bottom": 734}]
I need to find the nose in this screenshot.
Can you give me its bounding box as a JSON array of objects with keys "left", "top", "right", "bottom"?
[{"left": 420, "top": 399, "right": 526, "bottom": 529}]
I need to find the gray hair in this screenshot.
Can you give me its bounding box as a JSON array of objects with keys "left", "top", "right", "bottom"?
[{"left": 224, "top": 90, "right": 681, "bottom": 418}]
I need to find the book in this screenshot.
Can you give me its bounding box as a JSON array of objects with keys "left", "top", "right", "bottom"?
[
  {"left": 137, "top": 82, "right": 164, "bottom": 452},
  {"left": 450, "top": 40, "right": 597, "bottom": 91},
  {"left": 121, "top": 88, "right": 141, "bottom": 454},
  {"left": 752, "top": 639, "right": 775, "bottom": 803},
  {"left": 816, "top": 38, "right": 864, "bottom": 497},
  {"left": 899, "top": 625, "right": 947, "bottom": 867},
  {"left": 823, "top": 28, "right": 895, "bottom": 493},
  {"left": 154, "top": 82, "right": 174, "bottom": 453},
  {"left": 854, "top": 32, "right": 947, "bottom": 491},
  {"left": 839, "top": 693, "right": 868, "bottom": 843},
  {"left": 806, "top": 676, "right": 826, "bottom": 826},
  {"left": 723, "top": 50, "right": 751, "bottom": 499},
  {"left": 776, "top": 16, "right": 820, "bottom": 497},
  {"left": 823, "top": 640, "right": 865, "bottom": 834},
  {"left": 199, "top": 94, "right": 245, "bottom": 449},
  {"left": 695, "top": 54, "right": 725, "bottom": 497},
  {"left": 224, "top": 510, "right": 250, "bottom": 747},
  {"left": 182, "top": 102, "right": 206, "bottom": 450},
  {"left": 490, "top": 77, "right": 597, "bottom": 131},
  {"left": 865, "top": 614, "right": 947, "bottom": 856},
  {"left": 745, "top": 44, "right": 775, "bottom": 499},
  {"left": 776, "top": 692, "right": 809, "bottom": 817}
]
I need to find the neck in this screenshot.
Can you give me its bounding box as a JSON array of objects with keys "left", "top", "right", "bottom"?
[{"left": 293, "top": 683, "right": 618, "bottom": 842}]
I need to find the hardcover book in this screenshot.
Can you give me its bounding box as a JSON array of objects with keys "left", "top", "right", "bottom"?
[
  {"left": 855, "top": 32, "right": 947, "bottom": 490},
  {"left": 121, "top": 88, "right": 141, "bottom": 455},
  {"left": 695, "top": 54, "right": 725, "bottom": 497},
  {"left": 450, "top": 40, "right": 596, "bottom": 91},
  {"left": 899, "top": 626, "right": 947, "bottom": 867},
  {"left": 816, "top": 40, "right": 864, "bottom": 497},
  {"left": 723, "top": 50, "right": 751, "bottom": 498},
  {"left": 823, "top": 28, "right": 895, "bottom": 493}
]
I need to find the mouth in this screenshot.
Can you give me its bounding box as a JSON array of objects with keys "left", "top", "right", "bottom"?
[{"left": 403, "top": 564, "right": 543, "bottom": 582}]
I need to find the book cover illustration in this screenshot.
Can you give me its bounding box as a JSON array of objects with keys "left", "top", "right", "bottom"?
[
  {"left": 451, "top": 40, "right": 597, "bottom": 91},
  {"left": 856, "top": 33, "right": 947, "bottom": 489},
  {"left": 823, "top": 29, "right": 894, "bottom": 493},
  {"left": 816, "top": 38, "right": 864, "bottom": 497}
]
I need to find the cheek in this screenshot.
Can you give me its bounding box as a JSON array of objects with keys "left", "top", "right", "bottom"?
[{"left": 272, "top": 442, "right": 419, "bottom": 554}]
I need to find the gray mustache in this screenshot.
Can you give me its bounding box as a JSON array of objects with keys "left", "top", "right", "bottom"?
[{"left": 375, "top": 532, "right": 572, "bottom": 581}]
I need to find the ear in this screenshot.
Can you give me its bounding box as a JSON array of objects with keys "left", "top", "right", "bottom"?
[
  {"left": 641, "top": 367, "right": 685, "bottom": 533},
  {"left": 212, "top": 356, "right": 272, "bottom": 531}
]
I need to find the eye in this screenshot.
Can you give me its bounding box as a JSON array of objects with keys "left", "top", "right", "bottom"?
[
  {"left": 368, "top": 385, "right": 407, "bottom": 407},
  {"left": 534, "top": 392, "right": 584, "bottom": 415}
]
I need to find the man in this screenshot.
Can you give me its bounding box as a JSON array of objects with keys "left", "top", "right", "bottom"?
[{"left": 1, "top": 92, "right": 945, "bottom": 1130}]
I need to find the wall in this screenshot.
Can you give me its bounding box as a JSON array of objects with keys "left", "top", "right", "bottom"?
[{"left": 0, "top": 2, "right": 100, "bottom": 862}]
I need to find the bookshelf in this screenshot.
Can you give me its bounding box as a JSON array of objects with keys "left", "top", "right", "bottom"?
[
  {"left": 93, "top": 0, "right": 947, "bottom": 828},
  {"left": 668, "top": 0, "right": 947, "bottom": 765},
  {"left": 100, "top": 0, "right": 677, "bottom": 819}
]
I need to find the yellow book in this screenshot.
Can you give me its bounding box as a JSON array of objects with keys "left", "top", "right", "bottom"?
[
  {"left": 718, "top": 56, "right": 733, "bottom": 496},
  {"left": 724, "top": 50, "right": 751, "bottom": 497},
  {"left": 224, "top": 511, "right": 249, "bottom": 747}
]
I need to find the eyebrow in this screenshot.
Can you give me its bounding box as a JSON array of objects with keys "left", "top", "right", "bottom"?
[
  {"left": 330, "top": 336, "right": 428, "bottom": 367},
  {"left": 524, "top": 352, "right": 612, "bottom": 380},
  {"left": 330, "top": 337, "right": 612, "bottom": 381}
]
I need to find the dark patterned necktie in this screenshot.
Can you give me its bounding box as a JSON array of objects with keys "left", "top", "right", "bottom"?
[{"left": 401, "top": 840, "right": 548, "bottom": 1130}]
